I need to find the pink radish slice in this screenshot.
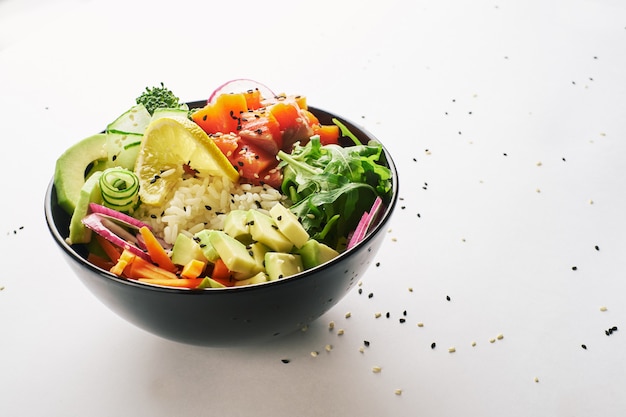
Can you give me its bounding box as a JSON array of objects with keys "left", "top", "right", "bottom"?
[
  {"left": 88, "top": 203, "right": 151, "bottom": 230},
  {"left": 208, "top": 79, "right": 276, "bottom": 104},
  {"left": 347, "top": 197, "right": 385, "bottom": 250},
  {"left": 82, "top": 213, "right": 151, "bottom": 261}
]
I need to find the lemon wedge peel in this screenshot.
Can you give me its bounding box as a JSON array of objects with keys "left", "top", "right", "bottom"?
[{"left": 134, "top": 117, "right": 239, "bottom": 206}]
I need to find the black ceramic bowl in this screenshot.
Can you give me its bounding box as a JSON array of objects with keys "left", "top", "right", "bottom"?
[{"left": 45, "top": 106, "right": 399, "bottom": 346}]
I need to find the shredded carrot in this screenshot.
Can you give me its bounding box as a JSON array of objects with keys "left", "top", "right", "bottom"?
[
  {"left": 127, "top": 254, "right": 178, "bottom": 280},
  {"left": 211, "top": 258, "right": 231, "bottom": 282},
  {"left": 180, "top": 259, "right": 206, "bottom": 279},
  {"left": 139, "top": 226, "right": 177, "bottom": 273},
  {"left": 87, "top": 252, "right": 116, "bottom": 270},
  {"left": 137, "top": 277, "right": 205, "bottom": 289},
  {"left": 94, "top": 234, "right": 121, "bottom": 262}
]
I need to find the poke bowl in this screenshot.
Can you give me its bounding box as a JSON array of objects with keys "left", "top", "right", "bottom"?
[{"left": 44, "top": 81, "right": 399, "bottom": 346}]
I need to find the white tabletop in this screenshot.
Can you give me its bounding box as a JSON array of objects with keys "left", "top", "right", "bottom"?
[{"left": 2, "top": 0, "right": 626, "bottom": 415}]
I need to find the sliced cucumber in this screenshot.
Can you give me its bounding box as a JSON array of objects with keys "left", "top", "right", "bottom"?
[
  {"left": 105, "top": 132, "right": 143, "bottom": 170},
  {"left": 106, "top": 104, "right": 152, "bottom": 135},
  {"left": 151, "top": 107, "right": 189, "bottom": 121}
]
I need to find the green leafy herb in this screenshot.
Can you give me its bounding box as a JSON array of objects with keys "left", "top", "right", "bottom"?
[
  {"left": 277, "top": 135, "right": 392, "bottom": 250},
  {"left": 136, "top": 82, "right": 180, "bottom": 115}
]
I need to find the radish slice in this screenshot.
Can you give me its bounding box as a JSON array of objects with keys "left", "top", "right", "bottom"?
[
  {"left": 208, "top": 79, "right": 276, "bottom": 103},
  {"left": 347, "top": 197, "right": 385, "bottom": 250},
  {"left": 88, "top": 203, "right": 151, "bottom": 230},
  {"left": 82, "top": 213, "right": 151, "bottom": 261}
]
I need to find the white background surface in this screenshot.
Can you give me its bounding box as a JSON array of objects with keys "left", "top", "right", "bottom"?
[{"left": 2, "top": 0, "right": 626, "bottom": 415}]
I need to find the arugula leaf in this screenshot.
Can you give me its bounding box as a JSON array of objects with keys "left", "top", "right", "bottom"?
[{"left": 276, "top": 135, "right": 392, "bottom": 250}]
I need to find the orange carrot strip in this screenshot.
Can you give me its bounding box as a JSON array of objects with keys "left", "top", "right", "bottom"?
[
  {"left": 126, "top": 255, "right": 178, "bottom": 280},
  {"left": 139, "top": 226, "right": 177, "bottom": 273},
  {"left": 211, "top": 258, "right": 231, "bottom": 282},
  {"left": 94, "top": 233, "right": 122, "bottom": 262},
  {"left": 87, "top": 253, "right": 116, "bottom": 270},
  {"left": 180, "top": 259, "right": 206, "bottom": 279},
  {"left": 137, "top": 278, "right": 205, "bottom": 289}
]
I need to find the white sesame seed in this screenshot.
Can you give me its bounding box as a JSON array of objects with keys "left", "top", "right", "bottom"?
[
  {"left": 325, "top": 344, "right": 333, "bottom": 352},
  {"left": 394, "top": 389, "right": 403, "bottom": 396},
  {"left": 489, "top": 338, "right": 496, "bottom": 343},
  {"left": 328, "top": 321, "right": 335, "bottom": 330},
  {"left": 534, "top": 377, "right": 539, "bottom": 383},
  {"left": 359, "top": 346, "right": 365, "bottom": 353},
  {"left": 372, "top": 366, "right": 382, "bottom": 373},
  {"left": 337, "top": 329, "right": 345, "bottom": 336},
  {"left": 311, "top": 351, "right": 319, "bottom": 357},
  {"left": 497, "top": 333, "right": 504, "bottom": 340},
  {"left": 417, "top": 322, "right": 424, "bottom": 327},
  {"left": 600, "top": 306, "right": 608, "bottom": 312},
  {"left": 375, "top": 312, "right": 382, "bottom": 318},
  {"left": 471, "top": 341, "right": 477, "bottom": 347},
  {"left": 408, "top": 287, "right": 413, "bottom": 292},
  {"left": 345, "top": 312, "right": 352, "bottom": 319},
  {"left": 448, "top": 347, "right": 456, "bottom": 353}
]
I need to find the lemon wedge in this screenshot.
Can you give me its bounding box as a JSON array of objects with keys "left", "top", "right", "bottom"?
[{"left": 135, "top": 116, "right": 239, "bottom": 206}]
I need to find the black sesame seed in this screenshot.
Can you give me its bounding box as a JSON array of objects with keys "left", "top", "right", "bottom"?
[
  {"left": 581, "top": 344, "right": 587, "bottom": 349},
  {"left": 431, "top": 342, "right": 436, "bottom": 349},
  {"left": 386, "top": 312, "right": 390, "bottom": 318},
  {"left": 572, "top": 266, "right": 578, "bottom": 271},
  {"left": 403, "top": 310, "right": 407, "bottom": 316},
  {"left": 375, "top": 262, "right": 380, "bottom": 267},
  {"left": 595, "top": 245, "right": 600, "bottom": 251},
  {"left": 358, "top": 288, "right": 363, "bottom": 294},
  {"left": 281, "top": 359, "right": 291, "bottom": 364},
  {"left": 368, "top": 292, "right": 373, "bottom": 298},
  {"left": 446, "top": 295, "right": 451, "bottom": 301},
  {"left": 205, "top": 205, "right": 212, "bottom": 211},
  {"left": 399, "top": 318, "right": 406, "bottom": 323},
  {"left": 364, "top": 340, "right": 370, "bottom": 347}
]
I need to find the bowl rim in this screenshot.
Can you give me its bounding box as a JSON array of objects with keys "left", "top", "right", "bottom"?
[{"left": 44, "top": 105, "right": 399, "bottom": 295}]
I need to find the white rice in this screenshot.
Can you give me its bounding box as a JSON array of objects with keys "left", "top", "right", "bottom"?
[{"left": 135, "top": 175, "right": 285, "bottom": 244}]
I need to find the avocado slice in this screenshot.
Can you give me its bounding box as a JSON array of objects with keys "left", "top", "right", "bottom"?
[
  {"left": 171, "top": 233, "right": 208, "bottom": 266},
  {"left": 54, "top": 133, "right": 107, "bottom": 215},
  {"left": 193, "top": 230, "right": 220, "bottom": 263},
  {"left": 298, "top": 239, "right": 340, "bottom": 270},
  {"left": 66, "top": 171, "right": 103, "bottom": 245},
  {"left": 265, "top": 252, "right": 304, "bottom": 281},
  {"left": 223, "top": 209, "right": 252, "bottom": 243},
  {"left": 234, "top": 271, "right": 269, "bottom": 287},
  {"left": 209, "top": 231, "right": 259, "bottom": 278},
  {"left": 269, "top": 203, "right": 309, "bottom": 248},
  {"left": 247, "top": 210, "right": 294, "bottom": 253}
]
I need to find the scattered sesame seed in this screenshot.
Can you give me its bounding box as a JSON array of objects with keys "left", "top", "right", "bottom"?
[
  {"left": 399, "top": 318, "right": 406, "bottom": 324},
  {"left": 311, "top": 351, "right": 319, "bottom": 357},
  {"left": 431, "top": 342, "right": 436, "bottom": 349},
  {"left": 489, "top": 338, "right": 496, "bottom": 343},
  {"left": 386, "top": 312, "right": 390, "bottom": 318},
  {"left": 329, "top": 321, "right": 335, "bottom": 330},
  {"left": 359, "top": 346, "right": 365, "bottom": 353},
  {"left": 281, "top": 359, "right": 291, "bottom": 363},
  {"left": 581, "top": 344, "right": 587, "bottom": 350},
  {"left": 497, "top": 333, "right": 504, "bottom": 340},
  {"left": 364, "top": 340, "right": 370, "bottom": 347},
  {"left": 325, "top": 344, "right": 333, "bottom": 352},
  {"left": 600, "top": 306, "right": 608, "bottom": 312},
  {"left": 572, "top": 266, "right": 578, "bottom": 271},
  {"left": 394, "top": 389, "right": 403, "bottom": 396},
  {"left": 408, "top": 287, "right": 414, "bottom": 292},
  {"left": 446, "top": 295, "right": 451, "bottom": 301},
  {"left": 595, "top": 245, "right": 600, "bottom": 251},
  {"left": 534, "top": 377, "right": 539, "bottom": 383},
  {"left": 448, "top": 347, "right": 456, "bottom": 353},
  {"left": 375, "top": 312, "right": 382, "bottom": 318},
  {"left": 372, "top": 366, "right": 382, "bottom": 373},
  {"left": 345, "top": 312, "right": 352, "bottom": 319},
  {"left": 337, "top": 329, "right": 345, "bottom": 336},
  {"left": 368, "top": 292, "right": 374, "bottom": 299},
  {"left": 471, "top": 341, "right": 477, "bottom": 347},
  {"left": 417, "top": 322, "right": 424, "bottom": 327}
]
